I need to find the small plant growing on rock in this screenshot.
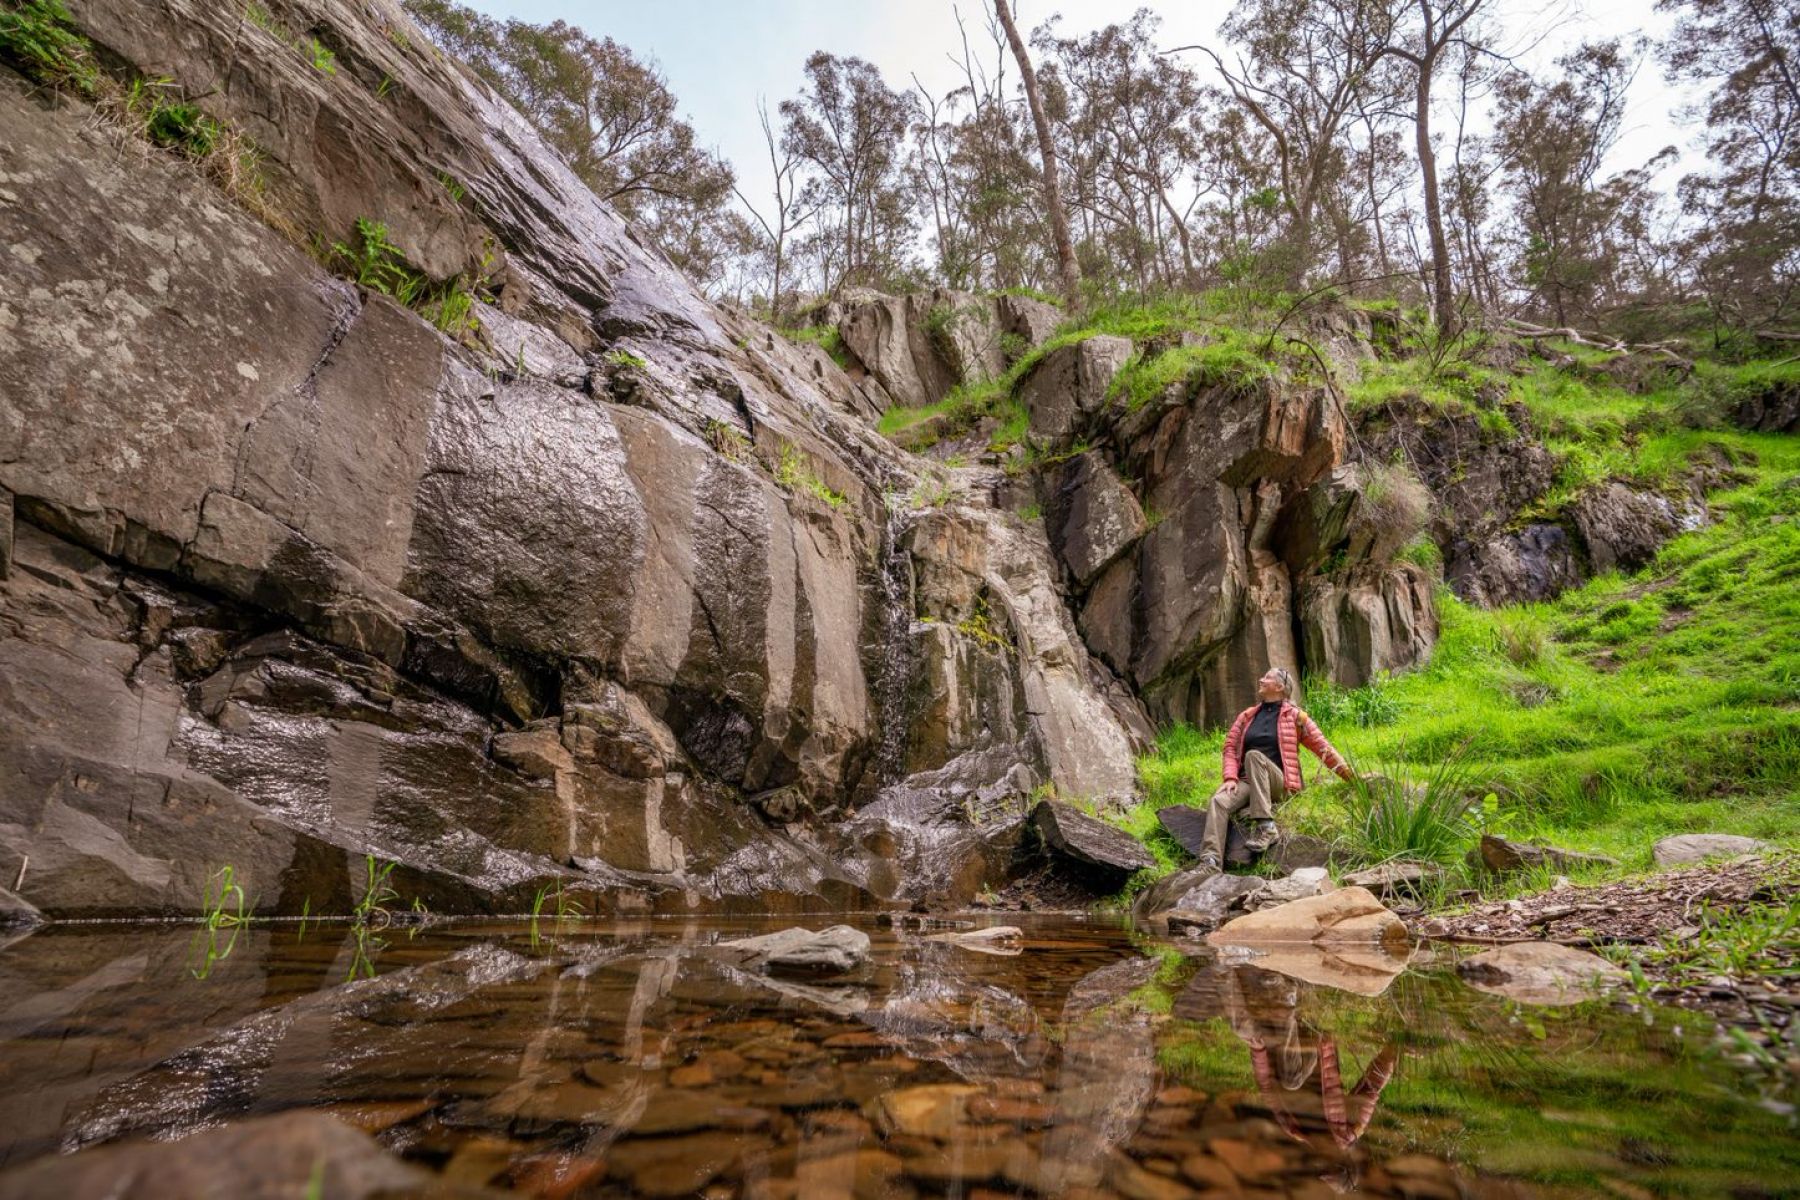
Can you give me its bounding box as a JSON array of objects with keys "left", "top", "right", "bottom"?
[
  {"left": 0, "top": 0, "right": 99, "bottom": 94},
  {"left": 702, "top": 417, "right": 749, "bottom": 461},
  {"left": 774, "top": 443, "right": 847, "bottom": 509},
  {"left": 352, "top": 854, "right": 399, "bottom": 926},
  {"left": 603, "top": 348, "right": 648, "bottom": 371},
  {"left": 303, "top": 35, "right": 337, "bottom": 75}
]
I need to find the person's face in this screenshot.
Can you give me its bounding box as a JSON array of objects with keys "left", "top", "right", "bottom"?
[{"left": 1257, "top": 670, "right": 1287, "bottom": 702}]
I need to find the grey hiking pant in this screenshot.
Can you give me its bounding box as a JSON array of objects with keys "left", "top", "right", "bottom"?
[{"left": 1203, "top": 750, "right": 1287, "bottom": 862}]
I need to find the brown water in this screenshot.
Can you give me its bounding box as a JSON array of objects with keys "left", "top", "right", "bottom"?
[{"left": 0, "top": 915, "right": 1792, "bottom": 1198}]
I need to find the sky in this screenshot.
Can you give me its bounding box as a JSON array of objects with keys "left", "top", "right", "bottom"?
[{"left": 459, "top": 0, "right": 1698, "bottom": 225}]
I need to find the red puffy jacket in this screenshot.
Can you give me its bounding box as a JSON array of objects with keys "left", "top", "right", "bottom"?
[{"left": 1222, "top": 700, "right": 1349, "bottom": 793}]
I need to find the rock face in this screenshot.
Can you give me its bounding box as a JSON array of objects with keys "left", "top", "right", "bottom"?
[
  {"left": 1652, "top": 834, "right": 1772, "bottom": 865},
  {"left": 835, "top": 289, "right": 1059, "bottom": 410},
  {"left": 0, "top": 2, "right": 1146, "bottom": 915},
  {"left": 1458, "top": 942, "right": 1627, "bottom": 1006}
]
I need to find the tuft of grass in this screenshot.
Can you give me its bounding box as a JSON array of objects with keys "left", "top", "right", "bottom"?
[
  {"left": 774, "top": 443, "right": 846, "bottom": 509},
  {"left": 122, "top": 76, "right": 222, "bottom": 158},
  {"left": 603, "top": 347, "right": 648, "bottom": 370},
  {"left": 327, "top": 217, "right": 485, "bottom": 339},
  {"left": 1107, "top": 329, "right": 1282, "bottom": 412},
  {"left": 0, "top": 0, "right": 98, "bottom": 93},
  {"left": 352, "top": 854, "right": 399, "bottom": 925},
  {"left": 1334, "top": 742, "right": 1486, "bottom": 866}
]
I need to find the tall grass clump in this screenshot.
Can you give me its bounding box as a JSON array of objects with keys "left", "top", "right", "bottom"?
[
  {"left": 0, "top": 0, "right": 98, "bottom": 93},
  {"left": 1334, "top": 742, "right": 1485, "bottom": 866}
]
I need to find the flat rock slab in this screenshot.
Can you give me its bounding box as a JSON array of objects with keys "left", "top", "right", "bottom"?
[
  {"left": 1032, "top": 800, "right": 1156, "bottom": 875},
  {"left": 1342, "top": 861, "right": 1439, "bottom": 897},
  {"left": 1156, "top": 806, "right": 1254, "bottom": 865},
  {"left": 1208, "top": 886, "right": 1408, "bottom": 947},
  {"left": 1472, "top": 835, "right": 1619, "bottom": 876},
  {"left": 712, "top": 925, "right": 870, "bottom": 975},
  {"left": 1457, "top": 941, "right": 1628, "bottom": 1006},
  {"left": 1252, "top": 867, "right": 1334, "bottom": 908},
  {"left": 1652, "top": 834, "right": 1771, "bottom": 866}
]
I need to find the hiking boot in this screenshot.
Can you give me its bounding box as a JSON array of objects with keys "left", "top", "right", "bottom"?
[
  {"left": 1198, "top": 852, "right": 1221, "bottom": 871},
  {"left": 1244, "top": 819, "right": 1280, "bottom": 850}
]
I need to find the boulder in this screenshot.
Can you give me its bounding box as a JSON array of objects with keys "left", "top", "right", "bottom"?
[
  {"left": 1021, "top": 335, "right": 1134, "bottom": 445},
  {"left": 1457, "top": 942, "right": 1628, "bottom": 1006},
  {"left": 1447, "top": 524, "right": 1585, "bottom": 607},
  {"left": 1652, "top": 834, "right": 1772, "bottom": 866},
  {"left": 0, "top": 1111, "right": 501, "bottom": 1199},
  {"left": 996, "top": 293, "right": 1063, "bottom": 351},
  {"left": 1030, "top": 801, "right": 1157, "bottom": 878},
  {"left": 1732, "top": 379, "right": 1800, "bottom": 434},
  {"left": 1207, "top": 886, "right": 1408, "bottom": 947},
  {"left": 1262, "top": 833, "right": 1334, "bottom": 873},
  {"left": 1252, "top": 866, "right": 1334, "bottom": 908},
  {"left": 712, "top": 925, "right": 871, "bottom": 975},
  {"left": 1138, "top": 870, "right": 1267, "bottom": 927},
  {"left": 1572, "top": 482, "right": 1681, "bottom": 574},
  {"left": 1471, "top": 835, "right": 1619, "bottom": 876}
]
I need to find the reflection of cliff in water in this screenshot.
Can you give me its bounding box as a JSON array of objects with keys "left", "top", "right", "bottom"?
[{"left": 0, "top": 916, "right": 1794, "bottom": 1198}]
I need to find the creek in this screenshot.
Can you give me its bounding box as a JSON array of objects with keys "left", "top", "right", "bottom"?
[{"left": 0, "top": 915, "right": 1792, "bottom": 1197}]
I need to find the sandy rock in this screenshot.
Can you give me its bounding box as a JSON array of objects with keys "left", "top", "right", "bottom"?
[
  {"left": 1207, "top": 886, "right": 1408, "bottom": 946},
  {"left": 712, "top": 925, "right": 871, "bottom": 975},
  {"left": 1457, "top": 941, "right": 1628, "bottom": 1006},
  {"left": 1652, "top": 834, "right": 1771, "bottom": 866},
  {"left": 924, "top": 925, "right": 1025, "bottom": 954}
]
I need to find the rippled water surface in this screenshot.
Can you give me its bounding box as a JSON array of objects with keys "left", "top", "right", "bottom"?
[{"left": 0, "top": 915, "right": 1792, "bottom": 1197}]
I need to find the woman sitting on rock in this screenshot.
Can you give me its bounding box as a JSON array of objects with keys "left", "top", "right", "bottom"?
[{"left": 1199, "top": 667, "right": 1354, "bottom": 870}]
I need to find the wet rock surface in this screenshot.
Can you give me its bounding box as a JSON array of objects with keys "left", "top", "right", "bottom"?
[
  {"left": 0, "top": 1, "right": 1151, "bottom": 917},
  {"left": 0, "top": 914, "right": 1789, "bottom": 1198},
  {"left": 1030, "top": 800, "right": 1157, "bottom": 881}
]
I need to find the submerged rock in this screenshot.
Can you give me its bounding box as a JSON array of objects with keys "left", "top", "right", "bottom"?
[
  {"left": 923, "top": 925, "right": 1025, "bottom": 954},
  {"left": 1652, "top": 834, "right": 1771, "bottom": 866},
  {"left": 0, "top": 1111, "right": 501, "bottom": 1198},
  {"left": 1457, "top": 941, "right": 1628, "bottom": 1006}
]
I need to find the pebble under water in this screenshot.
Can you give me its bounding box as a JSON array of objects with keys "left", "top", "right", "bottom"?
[{"left": 0, "top": 915, "right": 1793, "bottom": 1198}]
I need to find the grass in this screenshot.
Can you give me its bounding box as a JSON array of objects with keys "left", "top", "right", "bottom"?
[
  {"left": 603, "top": 347, "right": 647, "bottom": 370},
  {"left": 1106, "top": 328, "right": 1282, "bottom": 412},
  {"left": 326, "top": 217, "right": 486, "bottom": 339},
  {"left": 774, "top": 443, "right": 846, "bottom": 509},
  {"left": 352, "top": 854, "right": 399, "bottom": 925},
  {"left": 0, "top": 0, "right": 97, "bottom": 93},
  {"left": 1125, "top": 430, "right": 1800, "bottom": 894},
  {"left": 779, "top": 324, "right": 853, "bottom": 371}
]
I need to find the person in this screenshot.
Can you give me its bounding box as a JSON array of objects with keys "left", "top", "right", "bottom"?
[{"left": 1199, "top": 666, "right": 1353, "bottom": 870}]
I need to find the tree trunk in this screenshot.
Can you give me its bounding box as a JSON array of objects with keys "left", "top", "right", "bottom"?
[
  {"left": 995, "top": 0, "right": 1080, "bottom": 309},
  {"left": 1414, "top": 61, "right": 1456, "bottom": 334}
]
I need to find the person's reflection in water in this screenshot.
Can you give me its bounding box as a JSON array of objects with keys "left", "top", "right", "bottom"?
[{"left": 1218, "top": 965, "right": 1400, "bottom": 1190}]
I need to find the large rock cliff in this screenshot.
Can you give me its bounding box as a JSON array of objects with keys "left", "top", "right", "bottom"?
[{"left": 0, "top": 0, "right": 1145, "bottom": 916}]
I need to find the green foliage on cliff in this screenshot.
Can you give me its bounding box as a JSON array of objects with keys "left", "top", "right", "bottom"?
[
  {"left": 1136, "top": 432, "right": 1800, "bottom": 887},
  {"left": 0, "top": 0, "right": 97, "bottom": 93}
]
